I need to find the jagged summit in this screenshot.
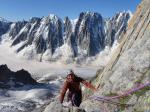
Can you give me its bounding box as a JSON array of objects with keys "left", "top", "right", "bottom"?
[
  {"left": 0, "top": 11, "right": 131, "bottom": 62},
  {"left": 79, "top": 11, "right": 102, "bottom": 17},
  {"left": 0, "top": 17, "right": 9, "bottom": 23},
  {"left": 48, "top": 14, "right": 61, "bottom": 20},
  {"left": 29, "top": 17, "right": 41, "bottom": 23}
]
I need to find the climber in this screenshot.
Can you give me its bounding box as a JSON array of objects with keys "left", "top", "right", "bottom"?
[{"left": 60, "top": 70, "right": 97, "bottom": 107}]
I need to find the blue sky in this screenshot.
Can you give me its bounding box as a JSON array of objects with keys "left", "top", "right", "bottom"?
[{"left": 0, "top": 0, "right": 140, "bottom": 21}]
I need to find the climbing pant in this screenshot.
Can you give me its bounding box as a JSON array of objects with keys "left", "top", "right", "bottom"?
[{"left": 67, "top": 90, "right": 82, "bottom": 107}]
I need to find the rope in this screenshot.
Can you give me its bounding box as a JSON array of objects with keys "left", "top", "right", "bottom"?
[{"left": 89, "top": 82, "right": 150, "bottom": 105}]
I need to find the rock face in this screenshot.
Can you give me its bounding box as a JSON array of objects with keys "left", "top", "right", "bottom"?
[
  {"left": 0, "top": 12, "right": 131, "bottom": 62},
  {"left": 0, "top": 17, "right": 10, "bottom": 40},
  {"left": 8, "top": 21, "right": 27, "bottom": 40},
  {"left": 81, "top": 0, "right": 150, "bottom": 112},
  {"left": 0, "top": 64, "right": 37, "bottom": 88},
  {"left": 11, "top": 15, "right": 63, "bottom": 57},
  {"left": 105, "top": 11, "right": 131, "bottom": 46},
  {"left": 74, "top": 12, "right": 105, "bottom": 56},
  {"left": 43, "top": 100, "right": 86, "bottom": 112}
]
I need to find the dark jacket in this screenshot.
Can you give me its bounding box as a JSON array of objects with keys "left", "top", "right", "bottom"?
[{"left": 60, "top": 74, "right": 84, "bottom": 103}]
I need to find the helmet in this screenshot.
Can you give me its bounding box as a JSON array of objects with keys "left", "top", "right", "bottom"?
[{"left": 69, "top": 69, "right": 74, "bottom": 74}]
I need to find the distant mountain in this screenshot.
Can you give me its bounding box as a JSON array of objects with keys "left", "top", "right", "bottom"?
[
  {"left": 0, "top": 64, "right": 37, "bottom": 89},
  {"left": 105, "top": 11, "right": 131, "bottom": 46},
  {"left": 0, "top": 11, "right": 132, "bottom": 63},
  {"left": 0, "top": 17, "right": 9, "bottom": 23},
  {"left": 0, "top": 17, "right": 10, "bottom": 38}
]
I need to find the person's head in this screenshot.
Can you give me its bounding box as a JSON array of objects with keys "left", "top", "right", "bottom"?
[
  {"left": 67, "top": 69, "right": 75, "bottom": 81},
  {"left": 69, "top": 69, "right": 74, "bottom": 74}
]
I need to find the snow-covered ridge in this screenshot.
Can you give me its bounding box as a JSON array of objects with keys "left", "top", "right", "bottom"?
[
  {"left": 71, "top": 18, "right": 78, "bottom": 31},
  {"left": 0, "top": 17, "right": 9, "bottom": 23},
  {"left": 0, "top": 11, "right": 132, "bottom": 64}
]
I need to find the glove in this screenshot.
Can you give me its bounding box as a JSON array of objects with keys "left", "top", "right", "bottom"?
[{"left": 62, "top": 101, "right": 72, "bottom": 107}]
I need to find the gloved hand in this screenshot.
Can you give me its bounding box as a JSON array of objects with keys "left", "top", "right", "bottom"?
[{"left": 62, "top": 101, "right": 72, "bottom": 107}]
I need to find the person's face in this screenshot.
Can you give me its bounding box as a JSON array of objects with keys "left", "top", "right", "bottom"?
[{"left": 68, "top": 74, "right": 75, "bottom": 81}]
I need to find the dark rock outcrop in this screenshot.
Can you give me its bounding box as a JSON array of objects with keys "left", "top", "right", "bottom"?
[
  {"left": 0, "top": 64, "right": 12, "bottom": 82},
  {"left": 14, "top": 69, "right": 37, "bottom": 85},
  {"left": 0, "top": 64, "right": 37, "bottom": 88}
]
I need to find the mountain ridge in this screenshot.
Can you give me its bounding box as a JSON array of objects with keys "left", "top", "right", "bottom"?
[{"left": 0, "top": 11, "right": 132, "bottom": 64}]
